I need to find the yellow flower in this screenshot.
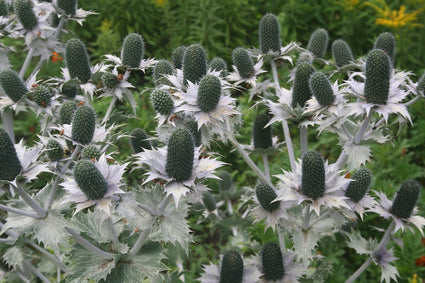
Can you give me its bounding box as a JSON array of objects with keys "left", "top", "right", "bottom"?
[
  {"left": 335, "top": 0, "right": 362, "bottom": 11},
  {"left": 411, "top": 273, "right": 417, "bottom": 283},
  {"left": 152, "top": 0, "right": 168, "bottom": 8}
]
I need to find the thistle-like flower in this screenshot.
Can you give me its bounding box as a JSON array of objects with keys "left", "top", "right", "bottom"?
[{"left": 228, "top": 47, "right": 266, "bottom": 87}]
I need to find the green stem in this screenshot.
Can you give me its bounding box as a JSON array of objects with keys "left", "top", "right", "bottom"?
[
  {"left": 12, "top": 182, "right": 47, "bottom": 219},
  {"left": 102, "top": 96, "right": 117, "bottom": 124},
  {"left": 1, "top": 108, "right": 15, "bottom": 143},
  {"left": 105, "top": 216, "right": 118, "bottom": 250},
  {"left": 262, "top": 152, "right": 271, "bottom": 182},
  {"left": 65, "top": 227, "right": 115, "bottom": 260},
  {"left": 0, "top": 203, "right": 40, "bottom": 218},
  {"left": 24, "top": 260, "right": 50, "bottom": 283},
  {"left": 19, "top": 48, "right": 34, "bottom": 79},
  {"left": 299, "top": 125, "right": 308, "bottom": 157}
]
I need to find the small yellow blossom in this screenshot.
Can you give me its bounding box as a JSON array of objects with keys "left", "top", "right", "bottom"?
[
  {"left": 411, "top": 273, "right": 417, "bottom": 283},
  {"left": 335, "top": 0, "right": 362, "bottom": 11},
  {"left": 152, "top": 0, "right": 168, "bottom": 8}
]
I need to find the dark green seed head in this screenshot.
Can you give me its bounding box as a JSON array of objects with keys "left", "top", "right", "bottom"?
[
  {"left": 332, "top": 39, "right": 354, "bottom": 68},
  {"left": 71, "top": 105, "right": 96, "bottom": 145},
  {"left": 291, "top": 62, "right": 315, "bottom": 108},
  {"left": 374, "top": 32, "right": 396, "bottom": 64},
  {"left": 0, "top": 69, "right": 28, "bottom": 102},
  {"left": 171, "top": 46, "right": 186, "bottom": 70},
  {"left": 219, "top": 250, "right": 244, "bottom": 283},
  {"left": 121, "top": 33, "right": 144, "bottom": 68},
  {"left": 364, "top": 49, "right": 391, "bottom": 105},
  {"left": 256, "top": 183, "right": 280, "bottom": 212},
  {"left": 65, "top": 38, "right": 91, "bottom": 84},
  {"left": 307, "top": 28, "right": 329, "bottom": 58},
  {"left": 416, "top": 72, "right": 425, "bottom": 92},
  {"left": 150, "top": 89, "right": 174, "bottom": 116},
  {"left": 14, "top": 0, "right": 37, "bottom": 31},
  {"left": 209, "top": 57, "right": 228, "bottom": 77},
  {"left": 73, "top": 160, "right": 108, "bottom": 200},
  {"left": 197, "top": 74, "right": 221, "bottom": 113},
  {"left": 183, "top": 44, "right": 207, "bottom": 85},
  {"left": 46, "top": 139, "right": 63, "bottom": 161},
  {"left": 32, "top": 85, "right": 51, "bottom": 107},
  {"left": 58, "top": 100, "right": 77, "bottom": 124},
  {"left": 184, "top": 120, "right": 202, "bottom": 147},
  {"left": 261, "top": 242, "right": 284, "bottom": 281},
  {"left": 130, "top": 128, "right": 151, "bottom": 153},
  {"left": 309, "top": 71, "right": 335, "bottom": 106},
  {"left": 259, "top": 13, "right": 281, "bottom": 54},
  {"left": 153, "top": 60, "right": 173, "bottom": 86},
  {"left": 0, "top": 128, "right": 22, "bottom": 181},
  {"left": 253, "top": 113, "right": 272, "bottom": 150},
  {"left": 101, "top": 72, "right": 119, "bottom": 89},
  {"left": 345, "top": 168, "right": 372, "bottom": 202},
  {"left": 232, "top": 47, "right": 255, "bottom": 79},
  {"left": 57, "top": 0, "right": 76, "bottom": 16},
  {"left": 390, "top": 179, "right": 421, "bottom": 219},
  {"left": 0, "top": 0, "right": 8, "bottom": 17},
  {"left": 81, "top": 145, "right": 101, "bottom": 160},
  {"left": 165, "top": 128, "right": 194, "bottom": 182},
  {"left": 218, "top": 171, "right": 233, "bottom": 192},
  {"left": 297, "top": 51, "right": 314, "bottom": 65},
  {"left": 202, "top": 191, "right": 216, "bottom": 211},
  {"left": 301, "top": 151, "right": 326, "bottom": 200},
  {"left": 61, "top": 84, "right": 78, "bottom": 99}
]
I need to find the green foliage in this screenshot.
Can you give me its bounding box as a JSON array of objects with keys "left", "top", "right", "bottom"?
[
  {"left": 364, "top": 49, "right": 391, "bottom": 105},
  {"left": 71, "top": 105, "right": 96, "bottom": 145},
  {"left": 165, "top": 128, "right": 194, "bottom": 182},
  {"left": 0, "top": 127, "right": 22, "bottom": 181},
  {"left": 73, "top": 160, "right": 108, "bottom": 200},
  {"left": 197, "top": 74, "right": 221, "bottom": 113}
]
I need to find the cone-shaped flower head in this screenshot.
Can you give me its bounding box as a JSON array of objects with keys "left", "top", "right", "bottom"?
[
  {"left": 165, "top": 128, "right": 194, "bottom": 182},
  {"left": 209, "top": 57, "right": 227, "bottom": 76},
  {"left": 0, "top": 70, "right": 28, "bottom": 102},
  {"left": 65, "top": 38, "right": 92, "bottom": 84},
  {"left": 121, "top": 33, "right": 144, "bottom": 68},
  {"left": 31, "top": 85, "right": 51, "bottom": 107},
  {"left": 57, "top": 0, "right": 76, "bottom": 16},
  {"left": 259, "top": 13, "right": 281, "bottom": 54},
  {"left": 59, "top": 100, "right": 77, "bottom": 125},
  {"left": 307, "top": 28, "right": 329, "bottom": 58},
  {"left": 389, "top": 179, "right": 421, "bottom": 219},
  {"left": 364, "top": 49, "right": 391, "bottom": 105},
  {"left": 332, "top": 39, "right": 354, "bottom": 68},
  {"left": 291, "top": 62, "right": 315, "bottom": 108},
  {"left": 220, "top": 250, "right": 244, "bottom": 283},
  {"left": 256, "top": 183, "right": 280, "bottom": 212},
  {"left": 151, "top": 89, "right": 174, "bottom": 116},
  {"left": 232, "top": 47, "right": 255, "bottom": 79},
  {"left": 297, "top": 51, "right": 314, "bottom": 65},
  {"left": 218, "top": 171, "right": 233, "bottom": 192},
  {"left": 71, "top": 105, "right": 96, "bottom": 145},
  {"left": 345, "top": 168, "right": 372, "bottom": 203},
  {"left": 0, "top": 128, "right": 22, "bottom": 181},
  {"left": 0, "top": 0, "right": 8, "bottom": 17},
  {"left": 46, "top": 139, "right": 64, "bottom": 161},
  {"left": 301, "top": 151, "right": 325, "bottom": 200},
  {"left": 185, "top": 120, "right": 202, "bottom": 147},
  {"left": 73, "top": 160, "right": 108, "bottom": 200},
  {"left": 171, "top": 45, "right": 186, "bottom": 70},
  {"left": 101, "top": 72, "right": 120, "bottom": 89},
  {"left": 130, "top": 128, "right": 151, "bottom": 153},
  {"left": 253, "top": 113, "right": 272, "bottom": 150},
  {"left": 261, "top": 242, "right": 284, "bottom": 281},
  {"left": 197, "top": 74, "right": 221, "bottom": 113},
  {"left": 183, "top": 44, "right": 207, "bottom": 85},
  {"left": 14, "top": 0, "right": 37, "bottom": 31},
  {"left": 81, "top": 145, "right": 101, "bottom": 160},
  {"left": 416, "top": 72, "right": 425, "bottom": 92},
  {"left": 309, "top": 71, "right": 335, "bottom": 106},
  {"left": 374, "top": 32, "right": 396, "bottom": 64},
  {"left": 153, "top": 60, "right": 173, "bottom": 86},
  {"left": 61, "top": 84, "right": 78, "bottom": 99},
  {"left": 202, "top": 191, "right": 216, "bottom": 212}
]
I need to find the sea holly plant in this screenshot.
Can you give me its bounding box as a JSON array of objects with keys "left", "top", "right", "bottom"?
[{"left": 0, "top": 6, "right": 424, "bottom": 283}]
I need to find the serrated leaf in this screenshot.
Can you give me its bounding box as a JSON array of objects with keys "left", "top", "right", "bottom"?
[
  {"left": 346, "top": 229, "right": 377, "bottom": 255},
  {"left": 293, "top": 229, "right": 318, "bottom": 265},
  {"left": 380, "top": 262, "right": 399, "bottom": 283},
  {"left": 3, "top": 246, "right": 25, "bottom": 269},
  {"left": 115, "top": 192, "right": 152, "bottom": 231},
  {"left": 65, "top": 244, "right": 116, "bottom": 282}
]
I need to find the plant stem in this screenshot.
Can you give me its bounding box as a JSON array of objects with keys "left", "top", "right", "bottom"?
[
  {"left": 24, "top": 260, "right": 51, "bottom": 283},
  {"left": 354, "top": 114, "right": 372, "bottom": 144},
  {"left": 345, "top": 220, "right": 395, "bottom": 283},
  {"left": 11, "top": 182, "right": 47, "bottom": 219},
  {"left": 227, "top": 200, "right": 234, "bottom": 215},
  {"left": 302, "top": 208, "right": 312, "bottom": 231},
  {"left": 1, "top": 108, "right": 15, "bottom": 143},
  {"left": 105, "top": 216, "right": 118, "bottom": 250},
  {"left": 128, "top": 217, "right": 155, "bottom": 258},
  {"left": 137, "top": 203, "right": 157, "bottom": 216},
  {"left": 262, "top": 152, "right": 271, "bottom": 182},
  {"left": 0, "top": 204, "right": 40, "bottom": 218},
  {"left": 65, "top": 227, "right": 115, "bottom": 260},
  {"left": 307, "top": 210, "right": 330, "bottom": 229},
  {"left": 299, "top": 125, "right": 308, "bottom": 156},
  {"left": 278, "top": 220, "right": 286, "bottom": 249},
  {"left": 102, "top": 96, "right": 117, "bottom": 124},
  {"left": 19, "top": 48, "right": 34, "bottom": 79}
]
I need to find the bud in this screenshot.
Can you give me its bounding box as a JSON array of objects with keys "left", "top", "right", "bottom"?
[
  {"left": 0, "top": 128, "right": 22, "bottom": 181},
  {"left": 165, "top": 128, "right": 194, "bottom": 182},
  {"left": 301, "top": 151, "right": 325, "bottom": 200},
  {"left": 130, "top": 128, "right": 151, "bottom": 153},
  {"left": 219, "top": 250, "right": 244, "bottom": 283},
  {"left": 14, "top": 0, "right": 37, "bottom": 31},
  {"left": 307, "top": 28, "right": 329, "bottom": 58},
  {"left": 197, "top": 74, "right": 221, "bottom": 113},
  {"left": 202, "top": 191, "right": 216, "bottom": 212},
  {"left": 171, "top": 45, "right": 186, "bottom": 70},
  {"left": 232, "top": 47, "right": 255, "bottom": 79},
  {"left": 57, "top": 0, "right": 76, "bottom": 16},
  {"left": 291, "top": 62, "right": 315, "bottom": 108},
  {"left": 101, "top": 72, "right": 119, "bottom": 89},
  {"left": 31, "top": 85, "right": 51, "bottom": 107},
  {"left": 259, "top": 13, "right": 281, "bottom": 54},
  {"left": 153, "top": 60, "right": 173, "bottom": 86},
  {"left": 0, "top": 69, "right": 28, "bottom": 102},
  {"left": 332, "top": 39, "right": 354, "bottom": 68},
  {"left": 121, "top": 33, "right": 144, "bottom": 68},
  {"left": 150, "top": 89, "right": 174, "bottom": 116},
  {"left": 389, "top": 179, "right": 421, "bottom": 219},
  {"left": 81, "top": 145, "right": 101, "bottom": 160},
  {"left": 0, "top": 0, "right": 8, "bottom": 17},
  {"left": 46, "top": 139, "right": 64, "bottom": 161},
  {"left": 58, "top": 100, "right": 77, "bottom": 125},
  {"left": 256, "top": 183, "right": 280, "bottom": 212},
  {"left": 65, "top": 38, "right": 92, "bottom": 84},
  {"left": 73, "top": 160, "right": 108, "bottom": 200},
  {"left": 374, "top": 32, "right": 396, "bottom": 64},
  {"left": 61, "top": 84, "right": 78, "bottom": 99},
  {"left": 345, "top": 168, "right": 372, "bottom": 202},
  {"left": 218, "top": 171, "right": 233, "bottom": 192},
  {"left": 253, "top": 113, "right": 272, "bottom": 150},
  {"left": 364, "top": 49, "right": 390, "bottom": 105},
  {"left": 309, "top": 71, "right": 335, "bottom": 106},
  {"left": 209, "top": 57, "right": 228, "bottom": 77},
  {"left": 261, "top": 242, "right": 284, "bottom": 281},
  {"left": 71, "top": 106, "right": 96, "bottom": 145},
  {"left": 183, "top": 44, "right": 207, "bottom": 85},
  {"left": 297, "top": 51, "right": 314, "bottom": 65}
]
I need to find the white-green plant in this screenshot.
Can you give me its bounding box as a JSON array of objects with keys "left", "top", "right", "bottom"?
[{"left": 0, "top": 6, "right": 423, "bottom": 283}]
